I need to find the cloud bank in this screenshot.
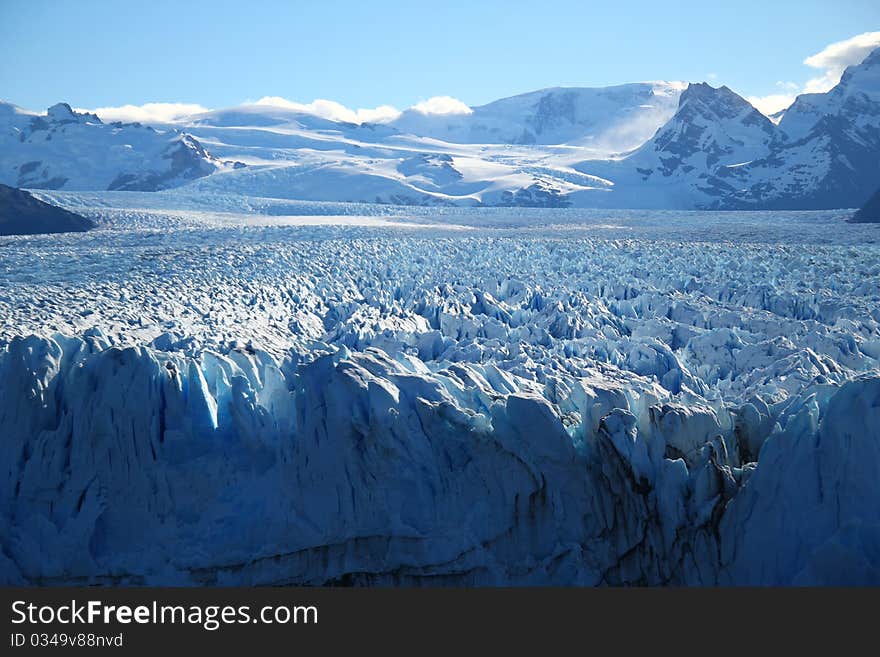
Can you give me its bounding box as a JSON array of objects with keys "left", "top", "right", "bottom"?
[
  {"left": 82, "top": 102, "right": 210, "bottom": 124},
  {"left": 252, "top": 95, "right": 473, "bottom": 122},
  {"left": 78, "top": 94, "right": 475, "bottom": 127},
  {"left": 747, "top": 81, "right": 801, "bottom": 117},
  {"left": 61, "top": 32, "right": 880, "bottom": 128},
  {"left": 803, "top": 31, "right": 880, "bottom": 93},
  {"left": 251, "top": 96, "right": 402, "bottom": 124},
  {"left": 80, "top": 33, "right": 880, "bottom": 128},
  {"left": 748, "top": 31, "right": 880, "bottom": 116},
  {"left": 409, "top": 96, "right": 473, "bottom": 116}
]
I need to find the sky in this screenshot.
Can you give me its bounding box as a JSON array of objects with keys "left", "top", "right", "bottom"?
[{"left": 1, "top": 0, "right": 878, "bottom": 121}]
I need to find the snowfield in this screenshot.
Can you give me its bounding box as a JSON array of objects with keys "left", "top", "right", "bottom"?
[{"left": 1, "top": 192, "right": 879, "bottom": 585}]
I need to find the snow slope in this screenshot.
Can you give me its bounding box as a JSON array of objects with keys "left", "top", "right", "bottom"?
[
  {"left": 150, "top": 56, "right": 880, "bottom": 210},
  {"left": 389, "top": 83, "right": 685, "bottom": 150},
  {"left": 1, "top": 193, "right": 878, "bottom": 585}
]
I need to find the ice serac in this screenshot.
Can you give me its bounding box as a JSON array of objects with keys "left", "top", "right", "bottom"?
[
  {"left": 0, "top": 101, "right": 220, "bottom": 192},
  {"left": 1, "top": 329, "right": 877, "bottom": 586},
  {"left": 0, "top": 209, "right": 878, "bottom": 585},
  {"left": 719, "top": 377, "right": 880, "bottom": 585}
]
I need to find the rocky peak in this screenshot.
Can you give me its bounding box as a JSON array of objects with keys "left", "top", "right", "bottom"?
[
  {"left": 639, "top": 83, "right": 776, "bottom": 174},
  {"left": 780, "top": 46, "right": 880, "bottom": 140},
  {"left": 46, "top": 102, "right": 102, "bottom": 125},
  {"left": 677, "top": 83, "right": 772, "bottom": 128},
  {"left": 836, "top": 46, "right": 880, "bottom": 100}
]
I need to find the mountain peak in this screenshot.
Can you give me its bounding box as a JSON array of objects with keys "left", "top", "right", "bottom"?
[
  {"left": 779, "top": 44, "right": 880, "bottom": 141},
  {"left": 679, "top": 83, "right": 758, "bottom": 115},
  {"left": 47, "top": 102, "right": 76, "bottom": 120},
  {"left": 1, "top": 102, "right": 217, "bottom": 192},
  {"left": 836, "top": 45, "right": 880, "bottom": 98},
  {"left": 47, "top": 102, "right": 102, "bottom": 125},
  {"left": 390, "top": 81, "right": 685, "bottom": 152},
  {"left": 621, "top": 80, "right": 777, "bottom": 187},
  {"left": 670, "top": 83, "right": 774, "bottom": 140}
]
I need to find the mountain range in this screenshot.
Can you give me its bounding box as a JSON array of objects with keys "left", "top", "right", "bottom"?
[{"left": 2, "top": 48, "right": 879, "bottom": 210}]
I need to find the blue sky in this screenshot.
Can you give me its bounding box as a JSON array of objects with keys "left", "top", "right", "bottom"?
[{"left": 1, "top": 0, "right": 878, "bottom": 117}]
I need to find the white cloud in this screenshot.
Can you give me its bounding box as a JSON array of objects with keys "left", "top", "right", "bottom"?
[
  {"left": 410, "top": 96, "right": 472, "bottom": 116},
  {"left": 776, "top": 81, "right": 800, "bottom": 92},
  {"left": 76, "top": 94, "right": 474, "bottom": 127},
  {"left": 746, "top": 94, "right": 797, "bottom": 117},
  {"left": 81, "top": 102, "right": 210, "bottom": 124},
  {"left": 252, "top": 95, "right": 473, "bottom": 123},
  {"left": 746, "top": 81, "right": 802, "bottom": 116},
  {"left": 252, "top": 96, "right": 401, "bottom": 124},
  {"left": 747, "top": 32, "right": 880, "bottom": 117},
  {"left": 802, "top": 31, "right": 880, "bottom": 93}
]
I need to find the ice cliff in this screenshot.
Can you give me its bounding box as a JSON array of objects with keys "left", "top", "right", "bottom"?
[{"left": 1, "top": 332, "right": 877, "bottom": 585}]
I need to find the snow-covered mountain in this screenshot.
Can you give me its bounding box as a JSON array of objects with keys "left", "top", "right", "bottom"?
[
  {"left": 571, "top": 83, "right": 779, "bottom": 208},
  {"left": 567, "top": 47, "right": 880, "bottom": 209},
  {"left": 1, "top": 48, "right": 877, "bottom": 209},
  {"left": 0, "top": 102, "right": 222, "bottom": 191},
  {"left": 714, "top": 47, "right": 880, "bottom": 209},
  {"left": 389, "top": 82, "right": 685, "bottom": 151},
  {"left": 164, "top": 99, "right": 606, "bottom": 206}
]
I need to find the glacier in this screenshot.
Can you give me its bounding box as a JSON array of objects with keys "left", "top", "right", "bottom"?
[{"left": 0, "top": 192, "right": 879, "bottom": 585}]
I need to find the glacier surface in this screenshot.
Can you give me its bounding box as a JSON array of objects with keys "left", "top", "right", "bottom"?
[{"left": 1, "top": 192, "right": 878, "bottom": 585}]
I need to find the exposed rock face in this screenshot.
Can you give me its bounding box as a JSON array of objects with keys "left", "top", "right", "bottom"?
[
  {"left": 620, "top": 83, "right": 776, "bottom": 188},
  {"left": 46, "top": 102, "right": 101, "bottom": 125},
  {"left": 107, "top": 134, "right": 216, "bottom": 191},
  {"left": 0, "top": 184, "right": 94, "bottom": 235},
  {"left": 852, "top": 185, "right": 880, "bottom": 222}
]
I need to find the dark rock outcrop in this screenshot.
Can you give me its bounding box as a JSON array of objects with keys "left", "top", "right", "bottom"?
[
  {"left": 0, "top": 184, "right": 95, "bottom": 235},
  {"left": 852, "top": 185, "right": 880, "bottom": 222}
]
